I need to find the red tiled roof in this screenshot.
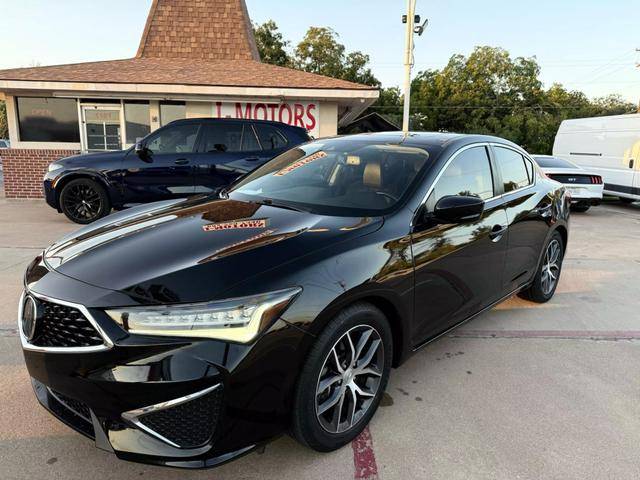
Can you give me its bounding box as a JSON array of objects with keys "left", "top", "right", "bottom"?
[
  {"left": 0, "top": 57, "right": 376, "bottom": 90},
  {"left": 136, "top": 0, "right": 260, "bottom": 61}
]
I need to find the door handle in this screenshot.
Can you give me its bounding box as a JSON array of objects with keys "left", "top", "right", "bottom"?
[
  {"left": 244, "top": 156, "right": 260, "bottom": 162},
  {"left": 630, "top": 158, "right": 635, "bottom": 169},
  {"left": 174, "top": 158, "right": 189, "bottom": 165},
  {"left": 489, "top": 224, "right": 507, "bottom": 242}
]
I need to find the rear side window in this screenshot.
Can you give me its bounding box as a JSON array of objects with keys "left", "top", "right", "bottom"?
[
  {"left": 255, "top": 124, "right": 288, "bottom": 150},
  {"left": 427, "top": 146, "right": 494, "bottom": 210},
  {"left": 201, "top": 123, "right": 243, "bottom": 152},
  {"left": 200, "top": 123, "right": 263, "bottom": 153},
  {"left": 146, "top": 123, "right": 199, "bottom": 154},
  {"left": 494, "top": 147, "right": 530, "bottom": 193}
]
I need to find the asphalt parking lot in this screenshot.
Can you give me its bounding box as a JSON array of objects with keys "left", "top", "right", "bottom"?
[{"left": 0, "top": 195, "right": 639, "bottom": 480}]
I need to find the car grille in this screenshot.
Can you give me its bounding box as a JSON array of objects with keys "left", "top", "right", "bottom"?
[
  {"left": 30, "top": 299, "right": 104, "bottom": 348},
  {"left": 137, "top": 387, "right": 224, "bottom": 449},
  {"left": 48, "top": 388, "right": 95, "bottom": 439}
]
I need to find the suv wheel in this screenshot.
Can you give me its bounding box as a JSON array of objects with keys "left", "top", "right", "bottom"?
[
  {"left": 60, "top": 178, "right": 110, "bottom": 224},
  {"left": 519, "top": 231, "right": 564, "bottom": 303},
  {"left": 291, "top": 303, "right": 392, "bottom": 452}
]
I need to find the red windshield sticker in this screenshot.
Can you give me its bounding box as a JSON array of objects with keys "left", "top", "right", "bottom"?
[
  {"left": 202, "top": 218, "right": 268, "bottom": 232},
  {"left": 274, "top": 151, "right": 327, "bottom": 176}
]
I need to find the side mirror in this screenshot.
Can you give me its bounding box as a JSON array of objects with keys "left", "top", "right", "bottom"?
[
  {"left": 432, "top": 195, "right": 485, "bottom": 224},
  {"left": 135, "top": 142, "right": 152, "bottom": 162}
]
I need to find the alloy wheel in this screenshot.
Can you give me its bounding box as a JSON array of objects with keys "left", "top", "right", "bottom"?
[
  {"left": 541, "top": 239, "right": 561, "bottom": 295},
  {"left": 63, "top": 184, "right": 102, "bottom": 222},
  {"left": 315, "top": 325, "right": 384, "bottom": 434}
]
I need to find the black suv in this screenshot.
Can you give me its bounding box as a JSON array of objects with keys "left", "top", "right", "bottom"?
[{"left": 43, "top": 119, "right": 310, "bottom": 223}]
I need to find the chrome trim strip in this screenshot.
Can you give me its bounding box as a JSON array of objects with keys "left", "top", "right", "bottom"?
[
  {"left": 121, "top": 384, "right": 222, "bottom": 449},
  {"left": 18, "top": 290, "right": 113, "bottom": 353},
  {"left": 47, "top": 387, "right": 92, "bottom": 423}
]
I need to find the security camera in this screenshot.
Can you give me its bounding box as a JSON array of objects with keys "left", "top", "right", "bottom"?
[{"left": 414, "top": 18, "right": 429, "bottom": 36}]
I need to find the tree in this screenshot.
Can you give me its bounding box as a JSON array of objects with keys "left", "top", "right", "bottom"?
[
  {"left": 253, "top": 20, "right": 291, "bottom": 67},
  {"left": 293, "top": 27, "right": 380, "bottom": 86},
  {"left": 0, "top": 101, "right": 8, "bottom": 140},
  {"left": 382, "top": 46, "right": 636, "bottom": 153}
]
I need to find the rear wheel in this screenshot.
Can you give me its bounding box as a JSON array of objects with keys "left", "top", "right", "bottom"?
[
  {"left": 60, "top": 178, "right": 110, "bottom": 224},
  {"left": 291, "top": 303, "right": 392, "bottom": 452},
  {"left": 519, "top": 231, "right": 564, "bottom": 303}
]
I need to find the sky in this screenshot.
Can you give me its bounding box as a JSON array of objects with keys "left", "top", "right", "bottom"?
[{"left": 0, "top": 0, "right": 638, "bottom": 103}]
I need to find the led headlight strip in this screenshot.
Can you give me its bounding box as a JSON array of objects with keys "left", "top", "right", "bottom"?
[{"left": 106, "top": 287, "right": 301, "bottom": 343}]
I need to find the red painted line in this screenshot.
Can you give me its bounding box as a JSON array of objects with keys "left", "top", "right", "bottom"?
[
  {"left": 451, "top": 330, "right": 640, "bottom": 340},
  {"left": 352, "top": 426, "right": 379, "bottom": 480}
]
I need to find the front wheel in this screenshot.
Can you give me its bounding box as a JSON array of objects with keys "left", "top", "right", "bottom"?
[
  {"left": 291, "top": 303, "right": 392, "bottom": 452},
  {"left": 519, "top": 231, "right": 564, "bottom": 303},
  {"left": 59, "top": 178, "right": 110, "bottom": 224}
]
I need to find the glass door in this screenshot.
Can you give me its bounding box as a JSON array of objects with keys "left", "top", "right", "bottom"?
[{"left": 82, "top": 106, "right": 122, "bottom": 151}]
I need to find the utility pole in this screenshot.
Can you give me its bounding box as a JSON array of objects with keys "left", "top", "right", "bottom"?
[
  {"left": 402, "top": 1, "right": 428, "bottom": 133},
  {"left": 636, "top": 48, "right": 640, "bottom": 113},
  {"left": 402, "top": 0, "right": 417, "bottom": 133}
]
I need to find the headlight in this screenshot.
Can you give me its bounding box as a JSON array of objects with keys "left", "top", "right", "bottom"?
[
  {"left": 47, "top": 163, "right": 63, "bottom": 173},
  {"left": 106, "top": 287, "right": 302, "bottom": 343}
]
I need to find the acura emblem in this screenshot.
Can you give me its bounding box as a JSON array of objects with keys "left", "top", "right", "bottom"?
[{"left": 21, "top": 296, "right": 39, "bottom": 341}]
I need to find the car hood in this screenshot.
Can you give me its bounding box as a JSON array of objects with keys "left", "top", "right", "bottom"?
[
  {"left": 56, "top": 150, "right": 128, "bottom": 167},
  {"left": 44, "top": 196, "right": 382, "bottom": 303}
]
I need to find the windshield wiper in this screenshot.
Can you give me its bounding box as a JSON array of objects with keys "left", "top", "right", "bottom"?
[{"left": 253, "top": 198, "right": 307, "bottom": 213}]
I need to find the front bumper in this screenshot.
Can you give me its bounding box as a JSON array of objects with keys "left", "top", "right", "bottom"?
[
  {"left": 19, "top": 262, "right": 313, "bottom": 469},
  {"left": 43, "top": 174, "right": 60, "bottom": 211}
]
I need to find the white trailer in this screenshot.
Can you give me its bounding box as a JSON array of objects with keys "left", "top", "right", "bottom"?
[{"left": 552, "top": 113, "right": 640, "bottom": 202}]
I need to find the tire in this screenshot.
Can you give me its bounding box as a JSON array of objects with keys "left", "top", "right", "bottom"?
[
  {"left": 519, "top": 231, "right": 564, "bottom": 303},
  {"left": 59, "top": 178, "right": 110, "bottom": 224},
  {"left": 570, "top": 202, "right": 590, "bottom": 213},
  {"left": 619, "top": 197, "right": 635, "bottom": 204},
  {"left": 291, "top": 302, "right": 392, "bottom": 452}
]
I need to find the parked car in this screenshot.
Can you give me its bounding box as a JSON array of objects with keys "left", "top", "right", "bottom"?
[
  {"left": 553, "top": 113, "right": 640, "bottom": 203},
  {"left": 0, "top": 139, "right": 10, "bottom": 148},
  {"left": 532, "top": 155, "right": 603, "bottom": 212},
  {"left": 20, "top": 132, "right": 570, "bottom": 469},
  {"left": 44, "top": 118, "right": 311, "bottom": 224}
]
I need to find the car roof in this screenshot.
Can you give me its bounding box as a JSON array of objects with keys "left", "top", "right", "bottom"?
[
  {"left": 329, "top": 131, "right": 525, "bottom": 151},
  {"left": 165, "top": 117, "right": 305, "bottom": 130}
]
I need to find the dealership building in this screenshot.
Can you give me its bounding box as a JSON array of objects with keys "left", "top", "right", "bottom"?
[{"left": 0, "top": 0, "right": 378, "bottom": 198}]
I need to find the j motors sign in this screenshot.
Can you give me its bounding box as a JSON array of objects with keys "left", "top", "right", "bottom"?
[{"left": 215, "top": 101, "right": 318, "bottom": 137}]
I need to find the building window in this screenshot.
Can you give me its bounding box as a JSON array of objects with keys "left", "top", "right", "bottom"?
[
  {"left": 16, "top": 97, "right": 80, "bottom": 142},
  {"left": 160, "top": 101, "right": 186, "bottom": 126},
  {"left": 124, "top": 101, "right": 150, "bottom": 144}
]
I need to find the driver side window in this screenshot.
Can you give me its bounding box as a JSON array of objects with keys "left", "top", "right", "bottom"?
[
  {"left": 426, "top": 146, "right": 494, "bottom": 210},
  {"left": 146, "top": 124, "right": 200, "bottom": 155}
]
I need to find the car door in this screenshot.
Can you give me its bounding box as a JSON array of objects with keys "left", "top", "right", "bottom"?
[
  {"left": 411, "top": 145, "right": 508, "bottom": 344},
  {"left": 193, "top": 122, "right": 265, "bottom": 194},
  {"left": 491, "top": 145, "right": 551, "bottom": 295},
  {"left": 122, "top": 122, "right": 200, "bottom": 204}
]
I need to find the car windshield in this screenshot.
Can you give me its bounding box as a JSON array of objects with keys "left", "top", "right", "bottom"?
[
  {"left": 228, "top": 138, "right": 432, "bottom": 216},
  {"left": 534, "top": 156, "right": 576, "bottom": 169}
]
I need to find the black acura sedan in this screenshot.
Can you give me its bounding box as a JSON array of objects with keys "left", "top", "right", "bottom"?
[{"left": 19, "top": 132, "right": 569, "bottom": 469}]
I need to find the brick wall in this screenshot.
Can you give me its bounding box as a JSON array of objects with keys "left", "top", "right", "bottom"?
[{"left": 0, "top": 149, "right": 79, "bottom": 198}]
